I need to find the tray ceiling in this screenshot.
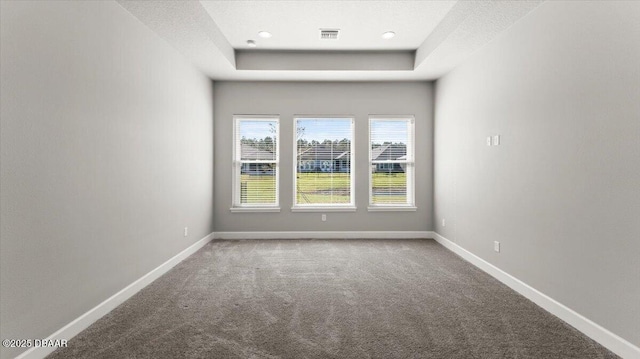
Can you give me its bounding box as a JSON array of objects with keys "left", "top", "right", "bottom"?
[{"left": 117, "top": 0, "right": 545, "bottom": 81}]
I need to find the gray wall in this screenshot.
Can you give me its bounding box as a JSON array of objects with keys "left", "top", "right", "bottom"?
[
  {"left": 0, "top": 2, "right": 214, "bottom": 358},
  {"left": 434, "top": 0, "right": 640, "bottom": 348},
  {"left": 214, "top": 82, "right": 433, "bottom": 232}
]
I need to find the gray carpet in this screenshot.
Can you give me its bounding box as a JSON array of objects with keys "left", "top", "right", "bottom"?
[{"left": 48, "top": 239, "right": 618, "bottom": 358}]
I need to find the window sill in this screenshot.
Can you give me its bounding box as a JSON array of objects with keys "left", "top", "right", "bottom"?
[
  {"left": 367, "top": 206, "right": 417, "bottom": 212},
  {"left": 291, "top": 206, "right": 357, "bottom": 213},
  {"left": 230, "top": 207, "right": 281, "bottom": 213}
]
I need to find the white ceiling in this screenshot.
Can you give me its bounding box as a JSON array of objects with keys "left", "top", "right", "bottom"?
[
  {"left": 201, "top": 1, "right": 457, "bottom": 51},
  {"left": 118, "top": 0, "right": 545, "bottom": 81}
]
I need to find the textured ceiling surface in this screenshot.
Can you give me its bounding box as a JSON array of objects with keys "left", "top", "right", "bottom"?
[
  {"left": 201, "top": 0, "right": 457, "bottom": 50},
  {"left": 117, "top": 0, "right": 545, "bottom": 81}
]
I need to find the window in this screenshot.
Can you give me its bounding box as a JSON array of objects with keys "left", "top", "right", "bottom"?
[
  {"left": 293, "top": 117, "right": 355, "bottom": 211},
  {"left": 369, "top": 116, "right": 415, "bottom": 210},
  {"left": 232, "top": 116, "right": 279, "bottom": 212}
]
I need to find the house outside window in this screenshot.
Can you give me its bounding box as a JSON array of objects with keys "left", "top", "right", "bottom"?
[
  {"left": 369, "top": 116, "right": 416, "bottom": 211},
  {"left": 293, "top": 117, "right": 355, "bottom": 212},
  {"left": 231, "top": 116, "right": 280, "bottom": 212}
]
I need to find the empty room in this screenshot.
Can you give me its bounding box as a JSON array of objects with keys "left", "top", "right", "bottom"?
[{"left": 1, "top": 1, "right": 638, "bottom": 358}]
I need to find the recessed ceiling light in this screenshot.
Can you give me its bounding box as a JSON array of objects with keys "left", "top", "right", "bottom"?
[
  {"left": 247, "top": 40, "right": 257, "bottom": 48},
  {"left": 258, "top": 31, "right": 272, "bottom": 38},
  {"left": 382, "top": 31, "right": 396, "bottom": 40}
]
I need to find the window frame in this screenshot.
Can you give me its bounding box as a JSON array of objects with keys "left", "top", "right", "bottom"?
[
  {"left": 368, "top": 115, "right": 416, "bottom": 212},
  {"left": 231, "top": 115, "right": 280, "bottom": 213},
  {"left": 292, "top": 115, "right": 356, "bottom": 212}
]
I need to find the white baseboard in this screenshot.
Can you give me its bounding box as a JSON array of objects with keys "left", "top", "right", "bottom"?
[
  {"left": 214, "top": 231, "right": 433, "bottom": 240},
  {"left": 432, "top": 232, "right": 640, "bottom": 359},
  {"left": 15, "top": 232, "right": 215, "bottom": 359},
  {"left": 17, "top": 231, "right": 635, "bottom": 358}
]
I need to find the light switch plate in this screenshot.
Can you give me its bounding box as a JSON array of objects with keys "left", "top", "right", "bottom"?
[
  {"left": 486, "top": 136, "right": 492, "bottom": 146},
  {"left": 493, "top": 135, "right": 500, "bottom": 146}
]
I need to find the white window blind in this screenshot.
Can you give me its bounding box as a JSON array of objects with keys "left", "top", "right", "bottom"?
[
  {"left": 294, "top": 117, "right": 354, "bottom": 207},
  {"left": 369, "top": 117, "right": 415, "bottom": 207},
  {"left": 233, "top": 117, "right": 279, "bottom": 207}
]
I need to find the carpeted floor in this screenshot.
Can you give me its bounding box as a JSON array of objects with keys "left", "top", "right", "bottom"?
[{"left": 48, "top": 239, "right": 618, "bottom": 358}]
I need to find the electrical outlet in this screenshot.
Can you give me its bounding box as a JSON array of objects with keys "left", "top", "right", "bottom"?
[
  {"left": 184, "top": 227, "right": 188, "bottom": 237},
  {"left": 493, "top": 135, "right": 501, "bottom": 146},
  {"left": 494, "top": 241, "right": 500, "bottom": 253},
  {"left": 486, "top": 136, "right": 492, "bottom": 146},
  {"left": 321, "top": 214, "right": 327, "bottom": 222},
  {"left": 442, "top": 219, "right": 446, "bottom": 227}
]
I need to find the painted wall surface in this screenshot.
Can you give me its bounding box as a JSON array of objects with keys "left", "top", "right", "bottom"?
[
  {"left": 0, "top": 2, "right": 214, "bottom": 358},
  {"left": 434, "top": 0, "right": 640, "bottom": 348},
  {"left": 214, "top": 82, "right": 433, "bottom": 232}
]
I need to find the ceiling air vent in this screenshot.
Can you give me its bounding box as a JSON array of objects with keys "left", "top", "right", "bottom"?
[{"left": 320, "top": 29, "right": 340, "bottom": 40}]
